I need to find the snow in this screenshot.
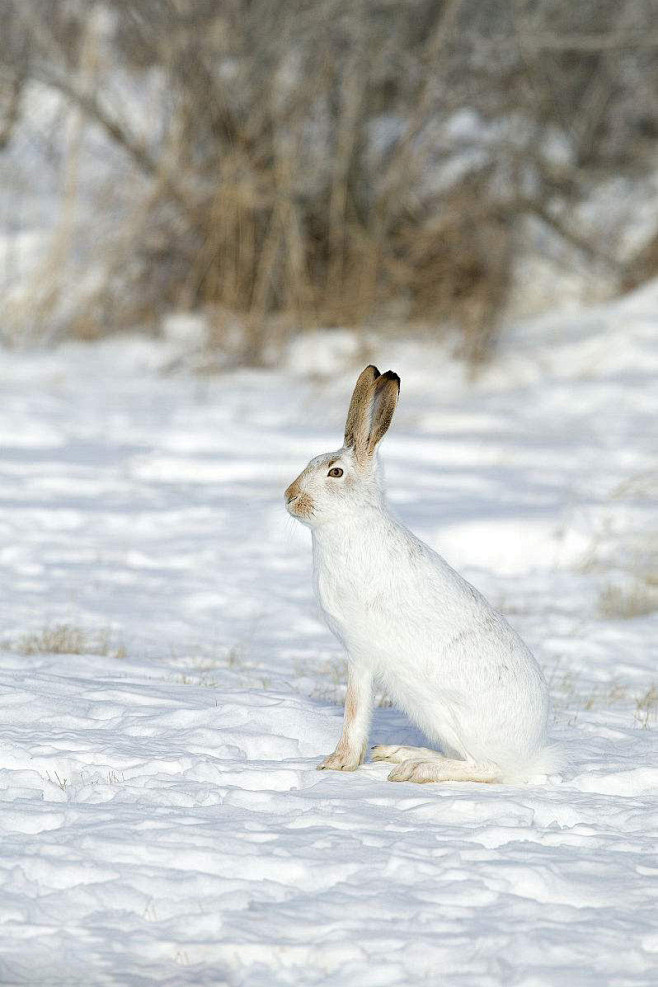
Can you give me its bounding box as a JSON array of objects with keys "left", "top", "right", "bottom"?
[{"left": 0, "top": 288, "right": 657, "bottom": 984}]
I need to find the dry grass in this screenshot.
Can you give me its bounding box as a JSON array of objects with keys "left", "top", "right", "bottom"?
[
  {"left": 576, "top": 472, "right": 658, "bottom": 619},
  {"left": 45, "top": 770, "right": 69, "bottom": 792},
  {"left": 598, "top": 582, "right": 658, "bottom": 620},
  {"left": 635, "top": 685, "right": 658, "bottom": 729},
  {"left": 295, "top": 656, "right": 392, "bottom": 708},
  {"left": 549, "top": 663, "right": 657, "bottom": 729},
  {"left": 16, "top": 624, "right": 126, "bottom": 658}
]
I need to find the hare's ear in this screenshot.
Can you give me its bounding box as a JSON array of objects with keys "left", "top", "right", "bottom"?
[
  {"left": 366, "top": 370, "right": 400, "bottom": 457},
  {"left": 344, "top": 365, "right": 380, "bottom": 459}
]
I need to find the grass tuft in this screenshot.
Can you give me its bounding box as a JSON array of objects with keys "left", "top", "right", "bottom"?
[
  {"left": 16, "top": 624, "right": 126, "bottom": 658},
  {"left": 597, "top": 582, "right": 658, "bottom": 620},
  {"left": 635, "top": 685, "right": 658, "bottom": 729}
]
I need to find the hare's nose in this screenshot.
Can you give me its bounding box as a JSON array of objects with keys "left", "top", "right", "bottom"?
[{"left": 285, "top": 480, "right": 300, "bottom": 503}]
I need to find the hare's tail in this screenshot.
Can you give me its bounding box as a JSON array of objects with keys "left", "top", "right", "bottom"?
[{"left": 497, "top": 743, "right": 566, "bottom": 783}]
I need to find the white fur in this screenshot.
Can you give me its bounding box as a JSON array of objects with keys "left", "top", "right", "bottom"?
[{"left": 285, "top": 373, "right": 560, "bottom": 785}]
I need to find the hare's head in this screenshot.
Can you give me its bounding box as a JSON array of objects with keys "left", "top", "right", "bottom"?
[{"left": 285, "top": 365, "right": 400, "bottom": 527}]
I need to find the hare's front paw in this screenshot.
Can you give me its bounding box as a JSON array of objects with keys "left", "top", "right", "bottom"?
[{"left": 317, "top": 749, "right": 363, "bottom": 772}]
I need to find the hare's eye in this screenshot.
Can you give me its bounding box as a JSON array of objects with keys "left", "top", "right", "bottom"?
[{"left": 328, "top": 467, "right": 344, "bottom": 478}]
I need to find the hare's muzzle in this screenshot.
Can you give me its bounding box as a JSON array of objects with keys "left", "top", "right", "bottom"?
[{"left": 284, "top": 478, "right": 314, "bottom": 519}]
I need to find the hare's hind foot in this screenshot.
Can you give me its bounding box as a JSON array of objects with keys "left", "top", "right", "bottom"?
[
  {"left": 371, "top": 744, "right": 443, "bottom": 765},
  {"left": 387, "top": 758, "right": 501, "bottom": 784}
]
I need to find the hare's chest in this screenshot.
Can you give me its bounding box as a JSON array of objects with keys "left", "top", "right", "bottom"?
[
  {"left": 314, "top": 563, "right": 391, "bottom": 653},
  {"left": 312, "top": 531, "right": 400, "bottom": 647},
  {"left": 315, "top": 567, "right": 365, "bottom": 623}
]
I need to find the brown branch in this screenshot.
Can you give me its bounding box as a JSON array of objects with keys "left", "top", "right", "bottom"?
[
  {"left": 515, "top": 199, "right": 620, "bottom": 271},
  {"left": 0, "top": 67, "right": 25, "bottom": 150},
  {"left": 514, "top": 31, "right": 658, "bottom": 53},
  {"left": 35, "top": 66, "right": 201, "bottom": 218},
  {"left": 14, "top": 3, "right": 199, "bottom": 216}
]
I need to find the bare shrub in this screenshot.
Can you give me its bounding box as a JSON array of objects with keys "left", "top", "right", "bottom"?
[{"left": 1, "top": 0, "right": 658, "bottom": 365}]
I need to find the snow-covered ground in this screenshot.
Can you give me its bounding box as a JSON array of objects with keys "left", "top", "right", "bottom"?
[{"left": 0, "top": 286, "right": 657, "bottom": 985}]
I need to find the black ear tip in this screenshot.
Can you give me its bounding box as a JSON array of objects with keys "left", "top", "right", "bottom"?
[
  {"left": 382, "top": 370, "right": 401, "bottom": 390},
  {"left": 366, "top": 364, "right": 381, "bottom": 378}
]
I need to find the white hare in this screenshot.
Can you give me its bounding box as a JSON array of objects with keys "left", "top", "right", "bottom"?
[{"left": 285, "top": 365, "right": 559, "bottom": 784}]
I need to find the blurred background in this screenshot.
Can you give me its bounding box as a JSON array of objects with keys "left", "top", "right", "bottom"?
[{"left": 2, "top": 0, "right": 658, "bottom": 370}]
